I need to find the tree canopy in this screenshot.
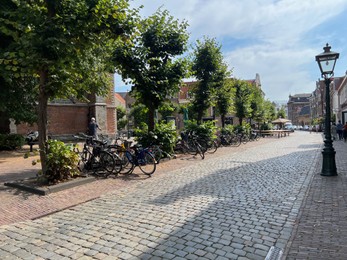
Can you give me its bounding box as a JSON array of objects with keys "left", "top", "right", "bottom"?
[
  {"left": 0, "top": 0, "right": 138, "bottom": 172},
  {"left": 113, "top": 9, "right": 189, "bottom": 131},
  {"left": 190, "top": 37, "right": 225, "bottom": 123}
]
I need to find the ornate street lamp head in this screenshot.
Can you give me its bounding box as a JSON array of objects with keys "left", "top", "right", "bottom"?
[{"left": 315, "top": 43, "right": 339, "bottom": 77}]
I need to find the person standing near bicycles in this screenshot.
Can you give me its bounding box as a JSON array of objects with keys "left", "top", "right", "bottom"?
[{"left": 88, "top": 117, "right": 101, "bottom": 140}]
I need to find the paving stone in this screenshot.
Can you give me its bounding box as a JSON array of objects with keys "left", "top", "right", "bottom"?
[{"left": 1, "top": 133, "right": 345, "bottom": 259}]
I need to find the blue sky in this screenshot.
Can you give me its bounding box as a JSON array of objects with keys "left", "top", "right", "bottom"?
[{"left": 115, "top": 0, "right": 347, "bottom": 102}]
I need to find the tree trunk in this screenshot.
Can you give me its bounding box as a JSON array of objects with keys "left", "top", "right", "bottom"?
[
  {"left": 38, "top": 70, "right": 49, "bottom": 174},
  {"left": 148, "top": 108, "right": 155, "bottom": 132},
  {"left": 221, "top": 114, "right": 225, "bottom": 128},
  {"left": 197, "top": 110, "right": 203, "bottom": 125}
]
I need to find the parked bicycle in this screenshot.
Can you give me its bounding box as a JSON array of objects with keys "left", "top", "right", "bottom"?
[
  {"left": 174, "top": 131, "right": 205, "bottom": 159},
  {"left": 249, "top": 130, "right": 260, "bottom": 141},
  {"left": 74, "top": 135, "right": 117, "bottom": 177},
  {"left": 217, "top": 132, "right": 241, "bottom": 147},
  {"left": 121, "top": 144, "right": 157, "bottom": 176}
]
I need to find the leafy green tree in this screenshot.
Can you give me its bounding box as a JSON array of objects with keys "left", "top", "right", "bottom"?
[
  {"left": 190, "top": 37, "right": 224, "bottom": 123},
  {"left": 249, "top": 85, "right": 265, "bottom": 126},
  {"left": 0, "top": 1, "right": 38, "bottom": 128},
  {"left": 130, "top": 103, "right": 148, "bottom": 128},
  {"left": 114, "top": 9, "right": 189, "bottom": 131},
  {"left": 263, "top": 100, "right": 277, "bottom": 123},
  {"left": 116, "top": 106, "right": 127, "bottom": 130},
  {"left": 234, "top": 79, "right": 253, "bottom": 125},
  {"left": 158, "top": 101, "right": 177, "bottom": 121},
  {"left": 277, "top": 106, "right": 286, "bottom": 119},
  {"left": 0, "top": 0, "right": 137, "bottom": 173},
  {"left": 214, "top": 67, "right": 234, "bottom": 128}
]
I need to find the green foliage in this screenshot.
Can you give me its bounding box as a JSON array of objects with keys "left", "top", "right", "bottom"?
[
  {"left": 116, "top": 106, "right": 126, "bottom": 120},
  {"left": 1, "top": 0, "right": 138, "bottom": 175},
  {"left": 0, "top": 134, "right": 25, "bottom": 150},
  {"left": 235, "top": 122, "right": 251, "bottom": 134},
  {"left": 215, "top": 77, "right": 234, "bottom": 127},
  {"left": 234, "top": 79, "right": 253, "bottom": 125},
  {"left": 190, "top": 37, "right": 225, "bottom": 123},
  {"left": 130, "top": 103, "right": 148, "bottom": 128},
  {"left": 114, "top": 9, "right": 189, "bottom": 131},
  {"left": 134, "top": 121, "right": 178, "bottom": 155},
  {"left": 158, "top": 101, "right": 177, "bottom": 121},
  {"left": 260, "top": 123, "right": 273, "bottom": 130},
  {"left": 277, "top": 106, "right": 286, "bottom": 119},
  {"left": 221, "top": 125, "right": 236, "bottom": 135},
  {"left": 184, "top": 120, "right": 218, "bottom": 141},
  {"left": 116, "top": 106, "right": 127, "bottom": 130},
  {"left": 263, "top": 100, "right": 277, "bottom": 123},
  {"left": 118, "top": 118, "right": 128, "bottom": 130},
  {"left": 43, "top": 140, "right": 80, "bottom": 185},
  {"left": 249, "top": 86, "right": 264, "bottom": 123}
]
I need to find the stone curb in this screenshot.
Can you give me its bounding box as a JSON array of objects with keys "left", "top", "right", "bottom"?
[{"left": 4, "top": 176, "right": 96, "bottom": 195}]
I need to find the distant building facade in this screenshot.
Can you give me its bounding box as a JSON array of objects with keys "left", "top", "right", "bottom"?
[{"left": 287, "top": 94, "right": 311, "bottom": 126}]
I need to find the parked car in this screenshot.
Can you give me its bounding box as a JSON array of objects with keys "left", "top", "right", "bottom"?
[{"left": 284, "top": 123, "right": 294, "bottom": 132}]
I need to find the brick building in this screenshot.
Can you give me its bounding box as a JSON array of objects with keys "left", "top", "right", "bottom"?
[
  {"left": 287, "top": 93, "right": 311, "bottom": 126},
  {"left": 7, "top": 81, "right": 117, "bottom": 139},
  {"left": 120, "top": 74, "right": 263, "bottom": 130}
]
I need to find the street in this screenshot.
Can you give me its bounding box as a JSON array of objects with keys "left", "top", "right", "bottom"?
[{"left": 0, "top": 132, "right": 323, "bottom": 259}]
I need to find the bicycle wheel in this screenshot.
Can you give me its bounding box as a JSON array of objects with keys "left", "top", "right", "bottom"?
[
  {"left": 255, "top": 133, "right": 260, "bottom": 141},
  {"left": 148, "top": 145, "right": 162, "bottom": 163},
  {"left": 111, "top": 152, "right": 123, "bottom": 175},
  {"left": 197, "top": 139, "right": 208, "bottom": 154},
  {"left": 138, "top": 150, "right": 156, "bottom": 175},
  {"left": 187, "top": 139, "right": 199, "bottom": 155},
  {"left": 241, "top": 135, "right": 249, "bottom": 144},
  {"left": 119, "top": 151, "right": 134, "bottom": 174},
  {"left": 174, "top": 140, "right": 187, "bottom": 154},
  {"left": 99, "top": 151, "right": 116, "bottom": 176},
  {"left": 195, "top": 143, "right": 205, "bottom": 159},
  {"left": 231, "top": 136, "right": 241, "bottom": 147},
  {"left": 76, "top": 147, "right": 91, "bottom": 174},
  {"left": 206, "top": 140, "right": 218, "bottom": 154}
]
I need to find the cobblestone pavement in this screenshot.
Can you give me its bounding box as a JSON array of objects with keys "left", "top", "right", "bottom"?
[
  {"left": 284, "top": 135, "right": 347, "bottom": 259},
  {"left": 0, "top": 140, "right": 273, "bottom": 227},
  {"left": 0, "top": 131, "right": 343, "bottom": 259}
]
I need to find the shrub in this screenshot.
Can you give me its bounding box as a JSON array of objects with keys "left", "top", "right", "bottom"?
[
  {"left": 235, "top": 123, "right": 251, "bottom": 134},
  {"left": 41, "top": 140, "right": 80, "bottom": 185},
  {"left": 221, "top": 124, "right": 235, "bottom": 135},
  {"left": 184, "top": 120, "right": 218, "bottom": 141},
  {"left": 134, "top": 121, "right": 178, "bottom": 155},
  {"left": 0, "top": 134, "right": 25, "bottom": 150}
]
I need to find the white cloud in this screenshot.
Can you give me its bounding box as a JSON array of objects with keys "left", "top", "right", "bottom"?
[{"left": 127, "top": 0, "right": 347, "bottom": 100}]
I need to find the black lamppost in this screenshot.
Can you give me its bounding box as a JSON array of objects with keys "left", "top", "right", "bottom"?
[{"left": 315, "top": 43, "right": 339, "bottom": 176}]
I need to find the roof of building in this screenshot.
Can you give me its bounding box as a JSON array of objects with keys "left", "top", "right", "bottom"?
[
  {"left": 116, "top": 92, "right": 128, "bottom": 99},
  {"left": 288, "top": 93, "right": 311, "bottom": 103},
  {"left": 115, "top": 93, "right": 126, "bottom": 105}
]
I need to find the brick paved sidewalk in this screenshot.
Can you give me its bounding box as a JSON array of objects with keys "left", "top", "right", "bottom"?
[{"left": 284, "top": 138, "right": 347, "bottom": 259}]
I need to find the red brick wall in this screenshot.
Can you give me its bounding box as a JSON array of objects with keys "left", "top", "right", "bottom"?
[
  {"left": 107, "top": 107, "right": 116, "bottom": 134},
  {"left": 16, "top": 123, "right": 38, "bottom": 135},
  {"left": 47, "top": 104, "right": 89, "bottom": 135},
  {"left": 16, "top": 104, "right": 89, "bottom": 135}
]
